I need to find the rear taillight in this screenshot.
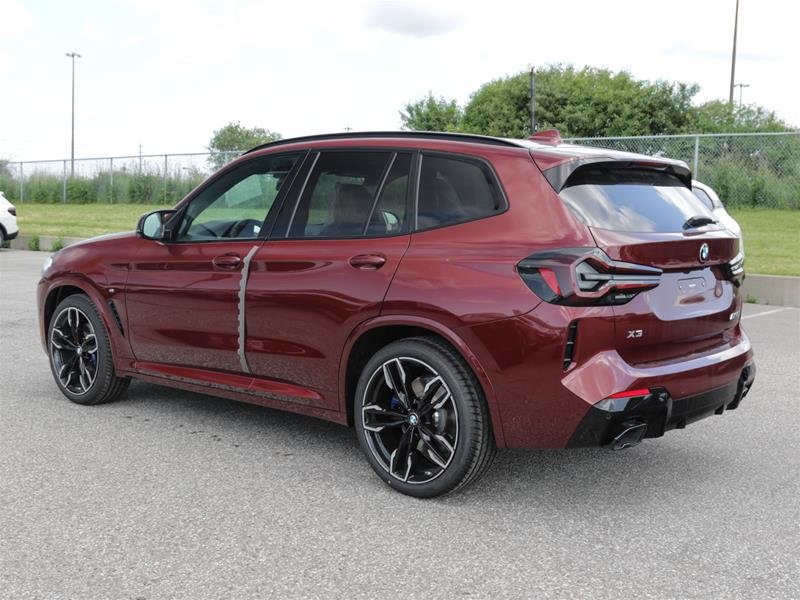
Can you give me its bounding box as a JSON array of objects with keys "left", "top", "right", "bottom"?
[
  {"left": 7, "top": 206, "right": 16, "bottom": 216},
  {"left": 722, "top": 252, "right": 745, "bottom": 287},
  {"left": 517, "top": 247, "right": 661, "bottom": 306}
]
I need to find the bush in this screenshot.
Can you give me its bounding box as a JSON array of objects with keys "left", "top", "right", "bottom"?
[
  {"left": 51, "top": 237, "right": 65, "bottom": 252},
  {"left": 28, "top": 235, "right": 40, "bottom": 251}
]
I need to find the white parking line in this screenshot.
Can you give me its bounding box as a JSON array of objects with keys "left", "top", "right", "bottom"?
[{"left": 742, "top": 307, "right": 794, "bottom": 320}]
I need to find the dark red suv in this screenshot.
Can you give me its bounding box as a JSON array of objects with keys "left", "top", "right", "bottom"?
[{"left": 38, "top": 131, "right": 755, "bottom": 497}]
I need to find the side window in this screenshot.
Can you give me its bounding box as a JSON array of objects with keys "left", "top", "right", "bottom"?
[
  {"left": 287, "top": 151, "right": 410, "bottom": 238},
  {"left": 175, "top": 153, "right": 299, "bottom": 241},
  {"left": 417, "top": 154, "right": 505, "bottom": 230}
]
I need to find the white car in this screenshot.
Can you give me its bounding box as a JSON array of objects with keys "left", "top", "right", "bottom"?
[
  {"left": 0, "top": 191, "right": 19, "bottom": 247},
  {"left": 691, "top": 180, "right": 744, "bottom": 255}
]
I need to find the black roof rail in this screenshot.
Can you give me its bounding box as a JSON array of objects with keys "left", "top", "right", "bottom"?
[{"left": 243, "top": 131, "right": 524, "bottom": 155}]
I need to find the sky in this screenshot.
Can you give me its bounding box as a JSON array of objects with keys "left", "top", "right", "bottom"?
[{"left": 1, "top": 0, "right": 798, "bottom": 161}]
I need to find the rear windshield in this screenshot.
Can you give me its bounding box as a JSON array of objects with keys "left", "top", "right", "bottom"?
[{"left": 559, "top": 167, "right": 716, "bottom": 233}]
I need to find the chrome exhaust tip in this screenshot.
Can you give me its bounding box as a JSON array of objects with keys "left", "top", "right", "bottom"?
[{"left": 610, "top": 421, "right": 647, "bottom": 450}]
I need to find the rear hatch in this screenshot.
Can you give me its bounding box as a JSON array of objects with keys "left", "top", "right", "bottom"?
[{"left": 554, "top": 160, "right": 744, "bottom": 364}]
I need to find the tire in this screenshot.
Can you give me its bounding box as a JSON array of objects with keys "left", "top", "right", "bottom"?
[
  {"left": 47, "top": 293, "right": 130, "bottom": 405},
  {"left": 0, "top": 228, "right": 5, "bottom": 248},
  {"left": 354, "top": 336, "right": 496, "bottom": 498}
]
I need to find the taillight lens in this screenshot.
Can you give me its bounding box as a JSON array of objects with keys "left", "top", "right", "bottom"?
[
  {"left": 722, "top": 252, "right": 745, "bottom": 287},
  {"left": 7, "top": 206, "right": 16, "bottom": 216},
  {"left": 517, "top": 247, "right": 661, "bottom": 306}
]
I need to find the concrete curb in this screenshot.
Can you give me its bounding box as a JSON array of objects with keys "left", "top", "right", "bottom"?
[
  {"left": 8, "top": 234, "right": 86, "bottom": 252},
  {"left": 4, "top": 234, "right": 799, "bottom": 307},
  {"left": 741, "top": 274, "right": 800, "bottom": 307}
]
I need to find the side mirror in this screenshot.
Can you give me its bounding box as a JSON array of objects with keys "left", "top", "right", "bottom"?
[{"left": 137, "top": 210, "right": 177, "bottom": 240}]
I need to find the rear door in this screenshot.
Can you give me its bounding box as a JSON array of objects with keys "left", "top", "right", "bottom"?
[
  {"left": 243, "top": 150, "right": 414, "bottom": 409},
  {"left": 557, "top": 163, "right": 744, "bottom": 364}
]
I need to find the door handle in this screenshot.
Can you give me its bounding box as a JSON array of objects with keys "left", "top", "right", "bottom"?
[
  {"left": 349, "top": 253, "right": 387, "bottom": 270},
  {"left": 213, "top": 254, "right": 243, "bottom": 269}
]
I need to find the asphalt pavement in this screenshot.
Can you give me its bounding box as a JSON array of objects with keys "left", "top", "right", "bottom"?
[{"left": 1, "top": 249, "right": 798, "bottom": 600}]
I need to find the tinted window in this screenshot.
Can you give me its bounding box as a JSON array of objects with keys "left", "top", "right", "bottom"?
[
  {"left": 692, "top": 187, "right": 715, "bottom": 210},
  {"left": 417, "top": 155, "right": 504, "bottom": 229},
  {"left": 559, "top": 167, "right": 716, "bottom": 233},
  {"left": 176, "top": 154, "right": 299, "bottom": 241},
  {"left": 366, "top": 153, "right": 411, "bottom": 235},
  {"left": 287, "top": 151, "right": 409, "bottom": 238}
]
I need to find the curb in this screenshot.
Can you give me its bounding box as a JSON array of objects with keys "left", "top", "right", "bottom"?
[
  {"left": 8, "top": 234, "right": 88, "bottom": 252},
  {"left": 5, "top": 234, "right": 799, "bottom": 307},
  {"left": 741, "top": 274, "right": 800, "bottom": 308}
]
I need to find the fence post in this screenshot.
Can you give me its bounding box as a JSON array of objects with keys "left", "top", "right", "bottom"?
[
  {"left": 109, "top": 157, "right": 114, "bottom": 203},
  {"left": 163, "top": 154, "right": 168, "bottom": 203},
  {"left": 18, "top": 163, "right": 23, "bottom": 202},
  {"left": 62, "top": 160, "right": 67, "bottom": 203},
  {"left": 693, "top": 135, "right": 700, "bottom": 178}
]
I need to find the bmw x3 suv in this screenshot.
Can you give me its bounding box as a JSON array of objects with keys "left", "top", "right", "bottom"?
[{"left": 38, "top": 131, "right": 755, "bottom": 497}]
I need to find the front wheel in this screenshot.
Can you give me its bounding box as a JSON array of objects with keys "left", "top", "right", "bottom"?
[
  {"left": 354, "top": 336, "right": 495, "bottom": 498},
  {"left": 48, "top": 294, "right": 130, "bottom": 405}
]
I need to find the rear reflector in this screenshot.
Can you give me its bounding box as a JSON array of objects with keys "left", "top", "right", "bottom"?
[{"left": 607, "top": 388, "right": 651, "bottom": 399}]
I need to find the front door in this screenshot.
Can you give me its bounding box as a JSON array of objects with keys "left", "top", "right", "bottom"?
[
  {"left": 243, "top": 150, "right": 415, "bottom": 409},
  {"left": 125, "top": 152, "right": 303, "bottom": 373}
]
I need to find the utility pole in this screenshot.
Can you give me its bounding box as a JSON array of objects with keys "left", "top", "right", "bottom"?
[
  {"left": 734, "top": 83, "right": 750, "bottom": 107},
  {"left": 529, "top": 65, "right": 536, "bottom": 134},
  {"left": 65, "top": 52, "right": 81, "bottom": 177},
  {"left": 728, "top": 0, "right": 739, "bottom": 104}
]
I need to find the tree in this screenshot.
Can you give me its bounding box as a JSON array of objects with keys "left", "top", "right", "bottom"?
[
  {"left": 689, "top": 100, "right": 790, "bottom": 133},
  {"left": 461, "top": 65, "right": 700, "bottom": 139},
  {"left": 207, "top": 122, "right": 282, "bottom": 168},
  {"left": 400, "top": 92, "right": 463, "bottom": 132}
]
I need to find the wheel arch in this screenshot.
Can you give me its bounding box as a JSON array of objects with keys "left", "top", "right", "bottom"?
[
  {"left": 41, "top": 278, "right": 128, "bottom": 367},
  {"left": 339, "top": 316, "right": 506, "bottom": 448}
]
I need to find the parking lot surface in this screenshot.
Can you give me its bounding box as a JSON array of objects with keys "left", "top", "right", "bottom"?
[{"left": 1, "top": 249, "right": 798, "bottom": 599}]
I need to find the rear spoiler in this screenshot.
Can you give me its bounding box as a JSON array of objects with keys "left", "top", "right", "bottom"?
[{"left": 540, "top": 158, "right": 693, "bottom": 192}]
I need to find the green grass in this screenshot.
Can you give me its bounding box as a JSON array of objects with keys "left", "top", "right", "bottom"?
[
  {"left": 14, "top": 204, "right": 800, "bottom": 276},
  {"left": 728, "top": 208, "right": 800, "bottom": 276},
  {"left": 16, "top": 203, "right": 166, "bottom": 238}
]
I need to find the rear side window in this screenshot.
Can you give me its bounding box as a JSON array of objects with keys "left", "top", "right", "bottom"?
[
  {"left": 286, "top": 151, "right": 410, "bottom": 238},
  {"left": 559, "top": 167, "right": 716, "bottom": 233},
  {"left": 692, "top": 187, "right": 715, "bottom": 210},
  {"left": 417, "top": 155, "right": 505, "bottom": 230}
]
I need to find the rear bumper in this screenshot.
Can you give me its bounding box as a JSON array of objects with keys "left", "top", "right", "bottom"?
[{"left": 567, "top": 364, "right": 756, "bottom": 447}]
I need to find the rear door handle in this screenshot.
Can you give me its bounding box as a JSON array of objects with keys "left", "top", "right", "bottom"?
[
  {"left": 213, "top": 254, "right": 242, "bottom": 269},
  {"left": 349, "top": 253, "right": 387, "bottom": 270}
]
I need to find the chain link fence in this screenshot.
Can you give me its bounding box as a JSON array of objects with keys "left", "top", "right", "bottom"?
[
  {"left": 2, "top": 132, "right": 798, "bottom": 208},
  {"left": 564, "top": 132, "right": 800, "bottom": 209},
  {"left": 0, "top": 151, "right": 240, "bottom": 205}
]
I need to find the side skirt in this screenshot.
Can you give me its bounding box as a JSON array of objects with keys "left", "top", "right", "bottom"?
[{"left": 119, "top": 362, "right": 347, "bottom": 426}]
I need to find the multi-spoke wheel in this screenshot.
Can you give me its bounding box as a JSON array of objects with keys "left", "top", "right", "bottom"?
[
  {"left": 48, "top": 294, "right": 129, "bottom": 405},
  {"left": 355, "top": 337, "right": 495, "bottom": 497}
]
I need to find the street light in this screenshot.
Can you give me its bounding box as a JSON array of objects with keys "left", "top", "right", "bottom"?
[
  {"left": 65, "top": 52, "right": 81, "bottom": 177},
  {"left": 728, "top": 0, "right": 739, "bottom": 104},
  {"left": 734, "top": 83, "right": 750, "bottom": 107}
]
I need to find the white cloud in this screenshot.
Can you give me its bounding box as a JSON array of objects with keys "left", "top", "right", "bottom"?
[{"left": 365, "top": 1, "right": 462, "bottom": 37}]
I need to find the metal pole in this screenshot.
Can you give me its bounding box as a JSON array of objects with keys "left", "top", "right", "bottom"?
[
  {"left": 728, "top": 0, "right": 739, "bottom": 104},
  {"left": 65, "top": 52, "right": 82, "bottom": 176},
  {"left": 62, "top": 160, "right": 67, "bottom": 203},
  {"left": 693, "top": 135, "right": 700, "bottom": 178},
  {"left": 109, "top": 157, "right": 114, "bottom": 203},
  {"left": 19, "top": 163, "right": 23, "bottom": 202},
  {"left": 163, "top": 154, "right": 168, "bottom": 202},
  {"left": 530, "top": 66, "right": 536, "bottom": 134}
]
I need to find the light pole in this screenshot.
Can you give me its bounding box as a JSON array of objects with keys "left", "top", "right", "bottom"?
[
  {"left": 728, "top": 0, "right": 739, "bottom": 104},
  {"left": 734, "top": 83, "right": 750, "bottom": 107},
  {"left": 65, "top": 52, "right": 81, "bottom": 177}
]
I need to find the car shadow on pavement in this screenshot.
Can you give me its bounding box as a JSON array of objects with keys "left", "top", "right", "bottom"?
[{"left": 116, "top": 380, "right": 723, "bottom": 507}]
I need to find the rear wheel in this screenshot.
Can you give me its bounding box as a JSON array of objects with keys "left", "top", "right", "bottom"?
[
  {"left": 48, "top": 294, "right": 129, "bottom": 405},
  {"left": 354, "top": 336, "right": 495, "bottom": 497}
]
